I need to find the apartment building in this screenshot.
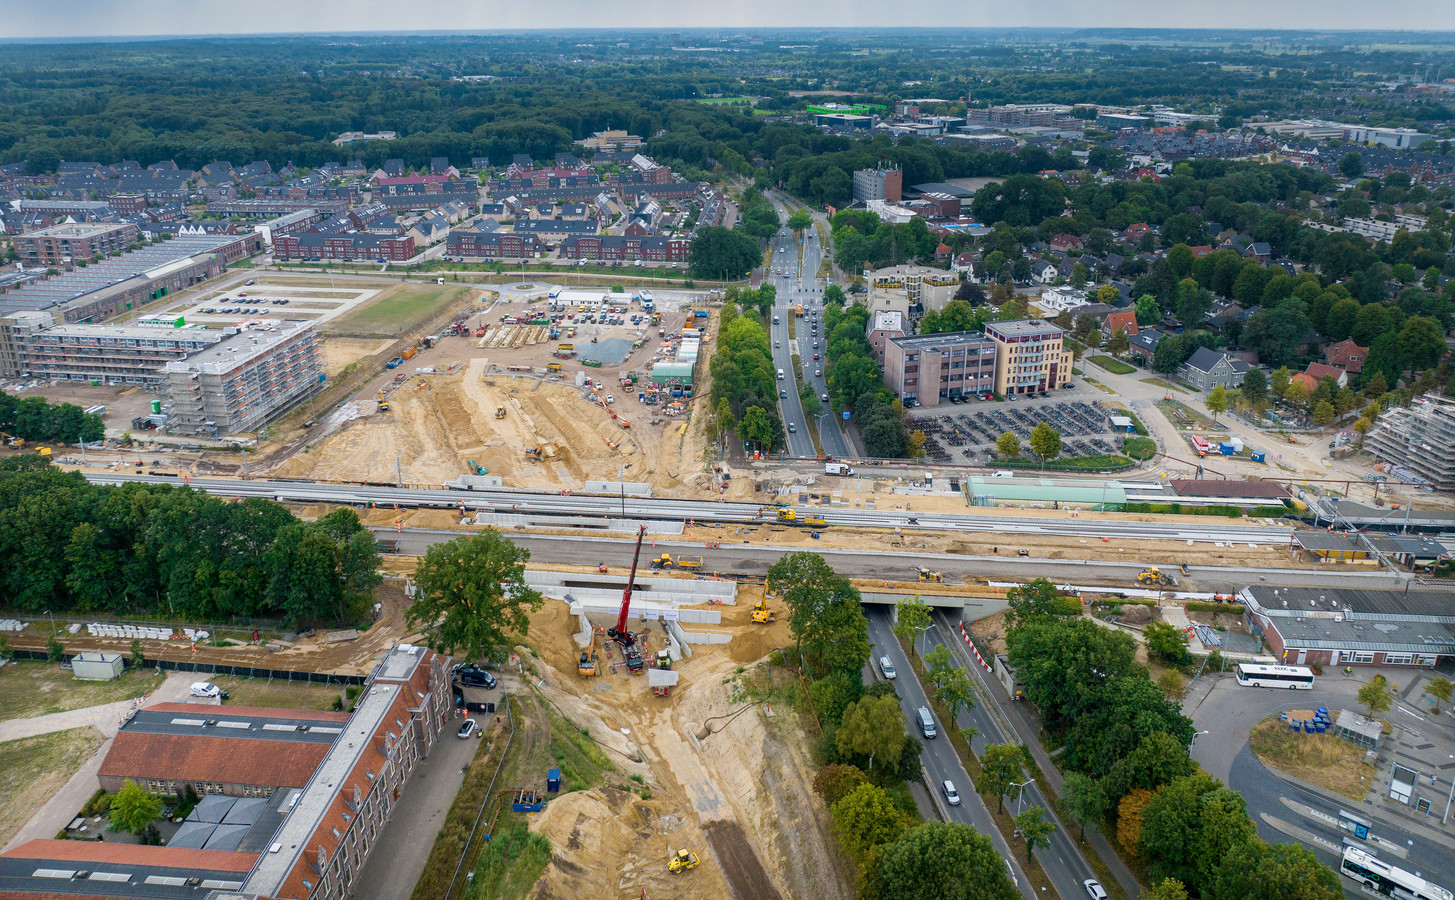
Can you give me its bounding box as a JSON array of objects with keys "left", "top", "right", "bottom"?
[
  {"left": 852, "top": 166, "right": 903, "bottom": 203},
  {"left": 866, "top": 310, "right": 906, "bottom": 365},
  {"left": 13, "top": 222, "right": 139, "bottom": 267},
  {"left": 984, "top": 319, "right": 1073, "bottom": 396},
  {"left": 1365, "top": 394, "right": 1455, "bottom": 486},
  {"left": 163, "top": 322, "right": 322, "bottom": 436},
  {"left": 271, "top": 231, "right": 416, "bottom": 261},
  {"left": 559, "top": 234, "right": 690, "bottom": 262},
  {"left": 446, "top": 228, "right": 542, "bottom": 258},
  {"left": 882, "top": 330, "right": 999, "bottom": 406},
  {"left": 0, "top": 311, "right": 227, "bottom": 383}
]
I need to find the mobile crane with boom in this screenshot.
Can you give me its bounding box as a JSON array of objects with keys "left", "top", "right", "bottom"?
[{"left": 608, "top": 525, "right": 648, "bottom": 674}]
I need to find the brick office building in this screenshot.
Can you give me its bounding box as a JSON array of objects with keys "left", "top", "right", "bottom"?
[
  {"left": 13, "top": 222, "right": 139, "bottom": 267},
  {"left": 882, "top": 330, "right": 999, "bottom": 407}
]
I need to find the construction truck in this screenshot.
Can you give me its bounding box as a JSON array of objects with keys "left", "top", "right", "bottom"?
[
  {"left": 801, "top": 514, "right": 826, "bottom": 527},
  {"left": 773, "top": 508, "right": 798, "bottom": 523},
  {"left": 1137, "top": 566, "right": 1176, "bottom": 586},
  {"left": 495, "top": 406, "right": 506, "bottom": 419},
  {"left": 577, "top": 651, "right": 599, "bottom": 677},
  {"left": 546, "top": 363, "right": 562, "bottom": 372},
  {"left": 750, "top": 599, "right": 775, "bottom": 624},
  {"left": 917, "top": 567, "right": 944, "bottom": 583},
  {"left": 668, "top": 850, "right": 700, "bottom": 875},
  {"left": 650, "top": 554, "right": 702, "bottom": 570},
  {"left": 655, "top": 650, "right": 672, "bottom": 670}
]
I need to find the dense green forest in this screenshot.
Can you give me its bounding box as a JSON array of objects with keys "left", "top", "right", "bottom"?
[
  {"left": 2, "top": 31, "right": 1451, "bottom": 181},
  {"left": 0, "top": 458, "right": 380, "bottom": 625}
]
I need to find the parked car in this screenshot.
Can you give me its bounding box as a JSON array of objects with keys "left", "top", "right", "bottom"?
[
  {"left": 190, "top": 681, "right": 229, "bottom": 699},
  {"left": 457, "top": 718, "right": 479, "bottom": 739}
]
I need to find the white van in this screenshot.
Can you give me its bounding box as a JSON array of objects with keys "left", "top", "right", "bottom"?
[
  {"left": 777, "top": 369, "right": 785, "bottom": 380},
  {"left": 992, "top": 470, "right": 1014, "bottom": 478},
  {"left": 917, "top": 707, "right": 936, "bottom": 738},
  {"left": 879, "top": 656, "right": 896, "bottom": 679}
]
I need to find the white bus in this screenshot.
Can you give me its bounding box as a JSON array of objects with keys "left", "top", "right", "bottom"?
[
  {"left": 1342, "top": 846, "right": 1453, "bottom": 900},
  {"left": 1235, "top": 663, "right": 1315, "bottom": 689}
]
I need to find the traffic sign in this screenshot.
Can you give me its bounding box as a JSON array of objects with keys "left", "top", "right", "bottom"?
[{"left": 843, "top": 411, "right": 850, "bottom": 420}]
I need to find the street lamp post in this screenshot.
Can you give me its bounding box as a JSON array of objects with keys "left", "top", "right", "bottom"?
[
  {"left": 1010, "top": 780, "right": 1034, "bottom": 816},
  {"left": 915, "top": 623, "right": 933, "bottom": 658},
  {"left": 1190, "top": 729, "right": 1211, "bottom": 751}
]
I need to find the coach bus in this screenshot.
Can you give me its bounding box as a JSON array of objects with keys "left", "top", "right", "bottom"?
[
  {"left": 1234, "top": 663, "right": 1315, "bottom": 689},
  {"left": 1342, "top": 846, "right": 1452, "bottom": 900}
]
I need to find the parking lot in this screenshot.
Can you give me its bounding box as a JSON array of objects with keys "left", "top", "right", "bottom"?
[{"left": 911, "top": 398, "right": 1129, "bottom": 464}]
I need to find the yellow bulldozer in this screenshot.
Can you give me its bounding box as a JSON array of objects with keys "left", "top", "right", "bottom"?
[
  {"left": 668, "top": 849, "right": 700, "bottom": 875},
  {"left": 750, "top": 599, "right": 775, "bottom": 624},
  {"left": 917, "top": 567, "right": 944, "bottom": 584},
  {"left": 1137, "top": 566, "right": 1174, "bottom": 586}
]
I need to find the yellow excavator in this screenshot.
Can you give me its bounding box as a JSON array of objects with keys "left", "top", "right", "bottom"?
[
  {"left": 751, "top": 598, "right": 775, "bottom": 624},
  {"left": 577, "top": 650, "right": 598, "bottom": 677},
  {"left": 668, "top": 849, "right": 700, "bottom": 874},
  {"left": 918, "top": 567, "right": 944, "bottom": 583},
  {"left": 495, "top": 406, "right": 506, "bottom": 419}
]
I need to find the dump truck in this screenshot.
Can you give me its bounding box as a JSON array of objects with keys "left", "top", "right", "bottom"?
[
  {"left": 650, "top": 554, "right": 702, "bottom": 570},
  {"left": 917, "top": 567, "right": 944, "bottom": 583},
  {"left": 1137, "top": 566, "right": 1175, "bottom": 586},
  {"left": 668, "top": 850, "right": 700, "bottom": 875},
  {"left": 495, "top": 406, "right": 506, "bottom": 419},
  {"left": 751, "top": 599, "right": 775, "bottom": 624}
]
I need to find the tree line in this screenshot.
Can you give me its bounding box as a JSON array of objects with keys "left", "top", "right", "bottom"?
[
  {"left": 708, "top": 291, "right": 785, "bottom": 453},
  {"left": 821, "top": 301, "right": 914, "bottom": 458},
  {"left": 1002, "top": 581, "right": 1342, "bottom": 900},
  {"left": 0, "top": 457, "right": 380, "bottom": 626},
  {"left": 0, "top": 392, "right": 105, "bottom": 444}
]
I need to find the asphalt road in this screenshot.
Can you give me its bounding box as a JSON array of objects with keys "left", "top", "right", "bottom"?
[
  {"left": 768, "top": 223, "right": 850, "bottom": 459},
  {"left": 863, "top": 608, "right": 1035, "bottom": 898},
  {"left": 1186, "top": 673, "right": 1455, "bottom": 891}
]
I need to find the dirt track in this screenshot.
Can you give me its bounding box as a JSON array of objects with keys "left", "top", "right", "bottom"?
[{"left": 704, "top": 819, "right": 786, "bottom": 900}]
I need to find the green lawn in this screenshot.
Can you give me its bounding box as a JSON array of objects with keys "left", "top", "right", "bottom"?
[
  {"left": 207, "top": 674, "right": 347, "bottom": 711},
  {"left": 1088, "top": 355, "right": 1136, "bottom": 375},
  {"left": 328, "top": 284, "right": 471, "bottom": 335},
  {"left": 0, "top": 728, "right": 106, "bottom": 847},
  {"left": 0, "top": 662, "right": 164, "bottom": 722}
]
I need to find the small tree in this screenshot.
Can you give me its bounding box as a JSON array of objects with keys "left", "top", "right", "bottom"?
[
  {"left": 1205, "top": 384, "right": 1229, "bottom": 424},
  {"left": 936, "top": 667, "right": 978, "bottom": 722},
  {"left": 1313, "top": 400, "right": 1336, "bottom": 426},
  {"left": 979, "top": 743, "right": 1024, "bottom": 812},
  {"left": 1014, "top": 805, "right": 1056, "bottom": 861},
  {"left": 836, "top": 695, "right": 906, "bottom": 771},
  {"left": 1028, "top": 422, "right": 1062, "bottom": 470},
  {"left": 1060, "top": 771, "right": 1108, "bottom": 840},
  {"left": 1425, "top": 677, "right": 1453, "bottom": 711},
  {"left": 129, "top": 638, "right": 145, "bottom": 669},
  {"left": 892, "top": 595, "right": 932, "bottom": 651},
  {"left": 1157, "top": 669, "right": 1187, "bottom": 701},
  {"left": 46, "top": 635, "right": 64, "bottom": 663},
  {"left": 995, "top": 430, "right": 1021, "bottom": 459},
  {"left": 109, "top": 780, "right": 162, "bottom": 834},
  {"left": 1359, "top": 674, "right": 1394, "bottom": 720},
  {"left": 924, "top": 643, "right": 955, "bottom": 686},
  {"left": 1240, "top": 368, "right": 1268, "bottom": 407},
  {"left": 1106, "top": 327, "right": 1130, "bottom": 357},
  {"left": 1144, "top": 621, "right": 1192, "bottom": 666}
]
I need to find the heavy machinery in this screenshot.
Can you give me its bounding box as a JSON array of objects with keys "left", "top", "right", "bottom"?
[
  {"left": 655, "top": 650, "right": 672, "bottom": 670},
  {"left": 467, "top": 461, "right": 488, "bottom": 476},
  {"left": 524, "top": 441, "right": 559, "bottom": 461},
  {"left": 609, "top": 525, "right": 648, "bottom": 675},
  {"left": 495, "top": 406, "right": 506, "bottom": 419},
  {"left": 377, "top": 399, "right": 390, "bottom": 412},
  {"left": 750, "top": 599, "right": 775, "bottom": 624},
  {"left": 917, "top": 567, "right": 944, "bottom": 583},
  {"left": 578, "top": 650, "right": 599, "bottom": 677},
  {"left": 650, "top": 554, "right": 702, "bottom": 570},
  {"left": 668, "top": 849, "right": 700, "bottom": 875},
  {"left": 1137, "top": 567, "right": 1175, "bottom": 586},
  {"left": 1179, "top": 563, "right": 1190, "bottom": 576}
]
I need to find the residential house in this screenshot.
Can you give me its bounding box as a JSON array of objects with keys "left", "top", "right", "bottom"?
[
  {"left": 1177, "top": 346, "right": 1249, "bottom": 391},
  {"left": 1101, "top": 310, "right": 1139, "bottom": 343},
  {"left": 1305, "top": 362, "right": 1348, "bottom": 388},
  {"left": 1244, "top": 242, "right": 1272, "bottom": 261},
  {"left": 951, "top": 252, "right": 976, "bottom": 278},
  {"left": 1030, "top": 259, "right": 1058, "bottom": 284},
  {"left": 1324, "top": 339, "right": 1368, "bottom": 375},
  {"left": 1122, "top": 223, "right": 1151, "bottom": 243},
  {"left": 1288, "top": 372, "right": 1320, "bottom": 394},
  {"left": 1049, "top": 233, "right": 1084, "bottom": 253},
  {"left": 1128, "top": 329, "right": 1162, "bottom": 365},
  {"left": 935, "top": 242, "right": 953, "bottom": 262}
]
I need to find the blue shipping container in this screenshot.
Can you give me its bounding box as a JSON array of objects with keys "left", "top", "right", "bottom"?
[
  {"left": 1219, "top": 442, "right": 1236, "bottom": 455},
  {"left": 1251, "top": 451, "right": 1266, "bottom": 463}
]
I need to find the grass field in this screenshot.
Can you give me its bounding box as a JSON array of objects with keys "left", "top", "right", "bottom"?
[
  {"left": 1249, "top": 714, "right": 1374, "bottom": 800},
  {"left": 328, "top": 284, "right": 473, "bottom": 335},
  {"left": 0, "top": 728, "right": 105, "bottom": 847},
  {"left": 1088, "top": 355, "right": 1136, "bottom": 375},
  {"left": 0, "top": 662, "right": 164, "bottom": 722},
  {"left": 207, "top": 674, "right": 347, "bottom": 711}
]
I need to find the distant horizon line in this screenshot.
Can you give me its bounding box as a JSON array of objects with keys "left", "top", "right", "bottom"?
[{"left": 4, "top": 25, "right": 1455, "bottom": 45}]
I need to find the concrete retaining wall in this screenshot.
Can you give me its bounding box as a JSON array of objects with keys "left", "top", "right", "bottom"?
[
  {"left": 473, "top": 513, "right": 683, "bottom": 535},
  {"left": 525, "top": 570, "right": 735, "bottom": 603},
  {"left": 445, "top": 474, "right": 505, "bottom": 490},
  {"left": 678, "top": 630, "right": 732, "bottom": 645},
  {"left": 583, "top": 480, "right": 653, "bottom": 497}
]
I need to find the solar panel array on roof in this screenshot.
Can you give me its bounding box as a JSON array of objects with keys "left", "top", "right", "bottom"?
[{"left": 0, "top": 236, "right": 240, "bottom": 315}]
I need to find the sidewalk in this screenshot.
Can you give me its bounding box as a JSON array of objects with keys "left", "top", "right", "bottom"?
[{"left": 0, "top": 673, "right": 195, "bottom": 852}]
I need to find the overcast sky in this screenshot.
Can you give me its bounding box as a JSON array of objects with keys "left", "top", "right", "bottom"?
[{"left": 4, "top": 1, "right": 1453, "bottom": 39}]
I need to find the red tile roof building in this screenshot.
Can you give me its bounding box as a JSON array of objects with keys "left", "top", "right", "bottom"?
[{"left": 1324, "top": 339, "right": 1368, "bottom": 374}]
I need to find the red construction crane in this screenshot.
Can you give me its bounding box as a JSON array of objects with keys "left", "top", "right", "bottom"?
[{"left": 609, "top": 525, "right": 647, "bottom": 651}]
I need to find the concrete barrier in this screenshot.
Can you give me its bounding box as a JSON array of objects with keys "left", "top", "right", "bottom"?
[
  {"left": 472, "top": 513, "right": 683, "bottom": 535},
  {"left": 678, "top": 630, "right": 732, "bottom": 645},
  {"left": 582, "top": 480, "right": 653, "bottom": 497}
]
